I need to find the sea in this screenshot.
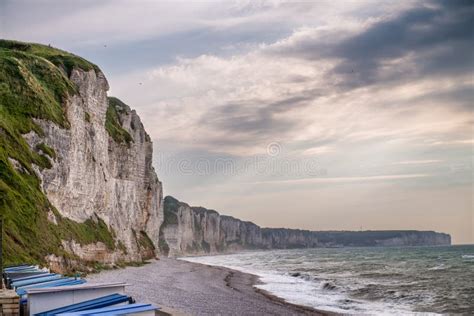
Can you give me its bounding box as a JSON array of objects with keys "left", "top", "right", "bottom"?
[{"left": 182, "top": 245, "right": 474, "bottom": 315}]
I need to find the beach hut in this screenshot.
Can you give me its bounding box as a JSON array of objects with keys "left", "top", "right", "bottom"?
[
  {"left": 26, "top": 282, "right": 128, "bottom": 315},
  {"left": 3, "top": 264, "right": 158, "bottom": 316},
  {"left": 35, "top": 293, "right": 133, "bottom": 316},
  {"left": 11, "top": 274, "right": 63, "bottom": 288},
  {"left": 56, "top": 303, "right": 159, "bottom": 315},
  {"left": 3, "top": 265, "right": 50, "bottom": 289},
  {"left": 16, "top": 278, "right": 86, "bottom": 296}
]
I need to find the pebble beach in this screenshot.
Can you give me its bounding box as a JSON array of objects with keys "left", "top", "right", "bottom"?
[{"left": 87, "top": 258, "right": 326, "bottom": 316}]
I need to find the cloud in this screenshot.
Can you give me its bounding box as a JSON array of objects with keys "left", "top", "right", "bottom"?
[
  {"left": 331, "top": 0, "right": 473, "bottom": 88},
  {"left": 1, "top": 0, "right": 215, "bottom": 46},
  {"left": 394, "top": 160, "right": 443, "bottom": 165},
  {"left": 264, "top": 0, "right": 474, "bottom": 89},
  {"left": 302, "top": 146, "right": 335, "bottom": 156},
  {"left": 122, "top": 48, "right": 471, "bottom": 158},
  {"left": 251, "top": 173, "right": 432, "bottom": 185},
  {"left": 11, "top": 0, "right": 467, "bottom": 190},
  {"left": 111, "top": 51, "right": 334, "bottom": 155},
  {"left": 1, "top": 0, "right": 396, "bottom": 49},
  {"left": 428, "top": 139, "right": 474, "bottom": 146}
]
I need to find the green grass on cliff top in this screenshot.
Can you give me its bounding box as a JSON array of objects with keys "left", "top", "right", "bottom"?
[
  {"left": 0, "top": 40, "right": 99, "bottom": 76},
  {"left": 0, "top": 39, "right": 117, "bottom": 267}
]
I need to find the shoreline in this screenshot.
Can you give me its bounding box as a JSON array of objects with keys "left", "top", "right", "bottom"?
[
  {"left": 87, "top": 258, "right": 332, "bottom": 315},
  {"left": 252, "top": 279, "right": 336, "bottom": 316},
  {"left": 201, "top": 261, "right": 334, "bottom": 316}
]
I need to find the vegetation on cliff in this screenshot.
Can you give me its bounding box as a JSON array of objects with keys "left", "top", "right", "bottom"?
[
  {"left": 106, "top": 97, "right": 133, "bottom": 144},
  {"left": 0, "top": 39, "right": 116, "bottom": 266}
]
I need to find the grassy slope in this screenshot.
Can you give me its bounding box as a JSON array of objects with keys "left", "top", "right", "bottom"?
[{"left": 0, "top": 39, "right": 116, "bottom": 266}]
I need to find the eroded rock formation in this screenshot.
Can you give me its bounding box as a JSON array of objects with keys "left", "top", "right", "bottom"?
[
  {"left": 24, "top": 69, "right": 163, "bottom": 264},
  {"left": 160, "top": 196, "right": 451, "bottom": 256}
]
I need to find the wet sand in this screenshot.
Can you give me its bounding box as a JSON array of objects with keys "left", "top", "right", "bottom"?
[{"left": 87, "top": 258, "right": 330, "bottom": 315}]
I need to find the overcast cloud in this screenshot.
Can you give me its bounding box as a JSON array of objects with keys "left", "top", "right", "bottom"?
[{"left": 1, "top": 0, "right": 472, "bottom": 243}]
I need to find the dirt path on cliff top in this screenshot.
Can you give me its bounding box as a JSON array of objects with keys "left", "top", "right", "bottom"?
[{"left": 87, "top": 258, "right": 329, "bottom": 316}]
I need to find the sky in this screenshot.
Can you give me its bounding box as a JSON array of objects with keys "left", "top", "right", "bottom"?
[{"left": 1, "top": 0, "right": 473, "bottom": 244}]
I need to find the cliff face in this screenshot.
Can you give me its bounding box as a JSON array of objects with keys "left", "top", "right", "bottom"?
[
  {"left": 159, "top": 196, "right": 222, "bottom": 257},
  {"left": 25, "top": 69, "right": 163, "bottom": 264},
  {"left": 0, "top": 40, "right": 162, "bottom": 267},
  {"left": 160, "top": 196, "right": 451, "bottom": 256}
]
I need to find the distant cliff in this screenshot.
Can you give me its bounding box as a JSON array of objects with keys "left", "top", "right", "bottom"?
[{"left": 159, "top": 196, "right": 451, "bottom": 256}]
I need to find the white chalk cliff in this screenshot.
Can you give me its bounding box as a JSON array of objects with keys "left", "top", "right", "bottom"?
[
  {"left": 160, "top": 196, "right": 451, "bottom": 257},
  {"left": 24, "top": 69, "right": 163, "bottom": 264}
]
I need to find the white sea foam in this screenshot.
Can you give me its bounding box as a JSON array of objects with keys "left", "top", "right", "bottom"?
[
  {"left": 181, "top": 250, "right": 443, "bottom": 315},
  {"left": 428, "top": 264, "right": 449, "bottom": 270}
]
